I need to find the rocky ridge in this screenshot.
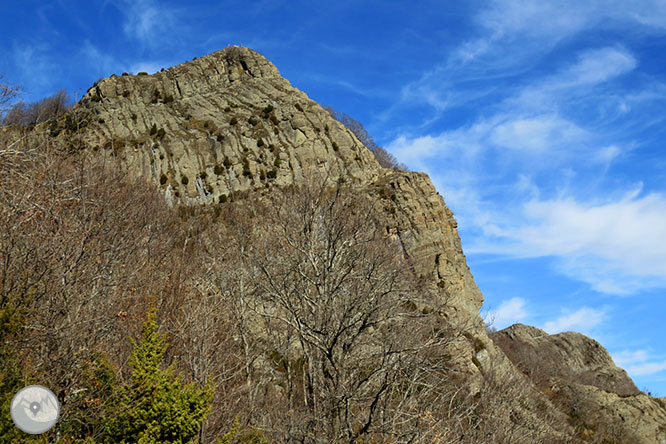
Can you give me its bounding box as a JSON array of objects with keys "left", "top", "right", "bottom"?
[
  {"left": 43, "top": 46, "right": 666, "bottom": 442},
  {"left": 494, "top": 324, "right": 666, "bottom": 443}
]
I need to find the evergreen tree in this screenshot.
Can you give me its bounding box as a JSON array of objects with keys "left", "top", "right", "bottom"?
[{"left": 106, "top": 307, "right": 214, "bottom": 444}]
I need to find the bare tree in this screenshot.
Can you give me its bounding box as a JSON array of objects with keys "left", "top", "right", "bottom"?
[
  {"left": 0, "top": 75, "right": 20, "bottom": 117},
  {"left": 324, "top": 106, "right": 407, "bottom": 171},
  {"left": 208, "top": 178, "right": 471, "bottom": 443},
  {"left": 2, "top": 89, "right": 71, "bottom": 126}
]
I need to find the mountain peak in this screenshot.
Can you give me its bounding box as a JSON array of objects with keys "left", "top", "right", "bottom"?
[
  {"left": 163, "top": 45, "right": 283, "bottom": 83},
  {"left": 73, "top": 47, "right": 381, "bottom": 205}
]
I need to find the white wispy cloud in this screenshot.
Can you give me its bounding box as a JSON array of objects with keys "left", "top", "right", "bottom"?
[
  {"left": 542, "top": 307, "right": 606, "bottom": 334},
  {"left": 507, "top": 47, "right": 637, "bottom": 115},
  {"left": 552, "top": 47, "right": 637, "bottom": 88},
  {"left": 596, "top": 145, "right": 622, "bottom": 168},
  {"left": 456, "top": 186, "right": 666, "bottom": 294},
  {"left": 10, "top": 43, "right": 57, "bottom": 98},
  {"left": 613, "top": 349, "right": 649, "bottom": 367},
  {"left": 386, "top": 37, "right": 665, "bottom": 296},
  {"left": 627, "top": 361, "right": 666, "bottom": 377},
  {"left": 77, "top": 41, "right": 169, "bottom": 83},
  {"left": 612, "top": 349, "right": 666, "bottom": 377},
  {"left": 487, "top": 297, "right": 528, "bottom": 329},
  {"left": 489, "top": 115, "right": 588, "bottom": 154},
  {"left": 116, "top": 0, "right": 180, "bottom": 48},
  {"left": 397, "top": 2, "right": 644, "bottom": 122},
  {"left": 476, "top": 0, "right": 666, "bottom": 57},
  {"left": 388, "top": 111, "right": 611, "bottom": 174},
  {"left": 80, "top": 41, "right": 120, "bottom": 79},
  {"left": 483, "top": 192, "right": 666, "bottom": 294},
  {"left": 477, "top": 0, "right": 594, "bottom": 44},
  {"left": 394, "top": 45, "right": 637, "bottom": 160},
  {"left": 389, "top": 134, "right": 452, "bottom": 163}
]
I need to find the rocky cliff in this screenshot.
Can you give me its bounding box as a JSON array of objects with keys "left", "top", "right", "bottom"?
[
  {"left": 493, "top": 324, "right": 666, "bottom": 443},
  {"left": 76, "top": 46, "right": 380, "bottom": 204},
  {"left": 71, "top": 46, "right": 484, "bottom": 335},
  {"left": 41, "top": 45, "right": 666, "bottom": 443}
]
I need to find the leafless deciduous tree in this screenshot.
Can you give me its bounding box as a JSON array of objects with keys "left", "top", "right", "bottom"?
[
  {"left": 2, "top": 89, "right": 71, "bottom": 126},
  {"left": 0, "top": 76, "right": 20, "bottom": 117},
  {"left": 206, "top": 178, "right": 481, "bottom": 443},
  {"left": 324, "top": 106, "right": 407, "bottom": 171}
]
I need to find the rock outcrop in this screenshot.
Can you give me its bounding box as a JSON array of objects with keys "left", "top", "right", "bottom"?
[
  {"left": 69, "top": 46, "right": 488, "bottom": 369},
  {"left": 75, "top": 46, "right": 381, "bottom": 205},
  {"left": 493, "top": 324, "right": 666, "bottom": 443}
]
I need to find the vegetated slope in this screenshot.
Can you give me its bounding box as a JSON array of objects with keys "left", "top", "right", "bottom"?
[
  {"left": 493, "top": 324, "right": 666, "bottom": 443},
  {"left": 7, "top": 46, "right": 665, "bottom": 442}
]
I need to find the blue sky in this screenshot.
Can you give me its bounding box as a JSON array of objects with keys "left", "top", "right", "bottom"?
[{"left": 2, "top": 0, "right": 666, "bottom": 395}]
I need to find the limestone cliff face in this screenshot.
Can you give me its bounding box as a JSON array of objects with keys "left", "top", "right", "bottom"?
[
  {"left": 494, "top": 324, "right": 666, "bottom": 444},
  {"left": 77, "top": 47, "right": 381, "bottom": 204},
  {"left": 370, "top": 171, "right": 483, "bottom": 315}
]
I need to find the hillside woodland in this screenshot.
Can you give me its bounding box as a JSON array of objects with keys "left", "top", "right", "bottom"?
[{"left": 1, "top": 47, "right": 665, "bottom": 444}]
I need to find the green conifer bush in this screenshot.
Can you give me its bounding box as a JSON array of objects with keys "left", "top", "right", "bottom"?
[{"left": 105, "top": 308, "right": 213, "bottom": 444}]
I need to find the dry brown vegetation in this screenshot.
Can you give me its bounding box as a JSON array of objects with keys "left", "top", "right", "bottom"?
[
  {"left": 0, "top": 126, "right": 577, "bottom": 443},
  {"left": 2, "top": 90, "right": 71, "bottom": 127},
  {"left": 0, "top": 76, "right": 21, "bottom": 116},
  {"left": 0, "top": 126, "right": 191, "bottom": 441},
  {"left": 0, "top": 125, "right": 580, "bottom": 442}
]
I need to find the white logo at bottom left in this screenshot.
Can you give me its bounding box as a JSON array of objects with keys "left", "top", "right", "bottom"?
[{"left": 11, "top": 385, "right": 60, "bottom": 434}]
